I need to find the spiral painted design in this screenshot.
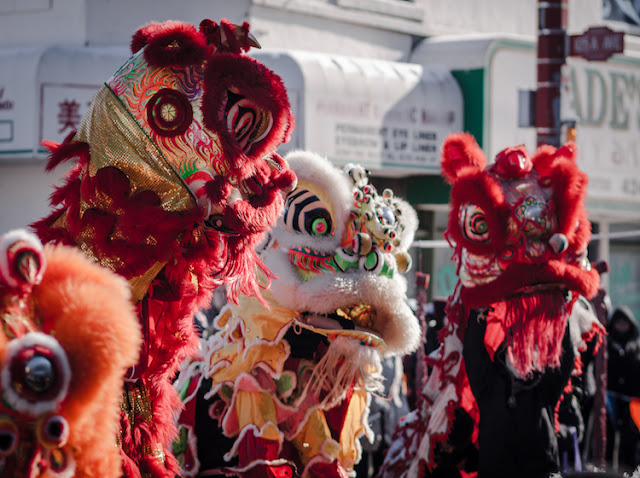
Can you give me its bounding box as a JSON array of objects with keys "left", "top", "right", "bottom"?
[
  {"left": 225, "top": 91, "right": 273, "bottom": 153},
  {"left": 282, "top": 189, "right": 333, "bottom": 236},
  {"left": 460, "top": 204, "right": 490, "bottom": 243},
  {"left": 146, "top": 89, "right": 193, "bottom": 137}
]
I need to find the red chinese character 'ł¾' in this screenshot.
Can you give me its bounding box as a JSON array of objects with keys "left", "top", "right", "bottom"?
[{"left": 57, "top": 99, "right": 82, "bottom": 134}]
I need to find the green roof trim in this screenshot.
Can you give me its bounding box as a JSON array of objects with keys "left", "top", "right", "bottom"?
[
  {"left": 406, "top": 175, "right": 450, "bottom": 205},
  {"left": 451, "top": 69, "right": 484, "bottom": 147}
]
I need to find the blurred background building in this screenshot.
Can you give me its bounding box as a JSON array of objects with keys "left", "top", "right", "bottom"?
[{"left": 1, "top": 0, "right": 639, "bottom": 317}]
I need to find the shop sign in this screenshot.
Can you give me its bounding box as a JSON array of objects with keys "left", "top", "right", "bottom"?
[
  {"left": 39, "top": 83, "right": 99, "bottom": 147},
  {"left": 561, "top": 58, "right": 640, "bottom": 202},
  {"left": 307, "top": 93, "right": 461, "bottom": 173},
  {"left": 0, "top": 80, "right": 31, "bottom": 155}
]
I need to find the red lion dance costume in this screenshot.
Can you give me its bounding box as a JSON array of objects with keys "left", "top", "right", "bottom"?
[
  {"left": 0, "top": 229, "right": 141, "bottom": 477},
  {"left": 380, "top": 133, "right": 603, "bottom": 478},
  {"left": 32, "top": 19, "right": 296, "bottom": 478}
]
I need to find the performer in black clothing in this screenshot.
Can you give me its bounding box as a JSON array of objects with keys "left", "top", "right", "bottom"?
[{"left": 464, "top": 308, "right": 575, "bottom": 478}]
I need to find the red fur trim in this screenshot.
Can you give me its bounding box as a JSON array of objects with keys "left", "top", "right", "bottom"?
[
  {"left": 200, "top": 19, "right": 254, "bottom": 54},
  {"left": 199, "top": 19, "right": 220, "bottom": 48},
  {"left": 446, "top": 171, "right": 510, "bottom": 256},
  {"left": 582, "top": 320, "right": 606, "bottom": 354},
  {"left": 204, "top": 176, "right": 233, "bottom": 206},
  {"left": 43, "top": 132, "right": 89, "bottom": 172},
  {"left": 71, "top": 166, "right": 203, "bottom": 278},
  {"left": 501, "top": 291, "right": 569, "bottom": 378},
  {"left": 224, "top": 187, "right": 285, "bottom": 236},
  {"left": 441, "top": 133, "right": 486, "bottom": 184},
  {"left": 222, "top": 235, "right": 275, "bottom": 304},
  {"left": 460, "top": 261, "right": 601, "bottom": 307},
  {"left": 532, "top": 143, "right": 590, "bottom": 246},
  {"left": 201, "top": 53, "right": 293, "bottom": 178},
  {"left": 131, "top": 21, "right": 207, "bottom": 67},
  {"left": 219, "top": 20, "right": 246, "bottom": 54}
]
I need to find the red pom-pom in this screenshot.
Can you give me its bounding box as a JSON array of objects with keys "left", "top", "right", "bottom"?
[
  {"left": 492, "top": 145, "right": 532, "bottom": 179},
  {"left": 441, "top": 133, "right": 487, "bottom": 184},
  {"left": 131, "top": 20, "right": 207, "bottom": 67}
]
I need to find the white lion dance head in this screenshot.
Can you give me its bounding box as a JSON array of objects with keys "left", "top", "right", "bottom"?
[{"left": 178, "top": 151, "right": 421, "bottom": 477}]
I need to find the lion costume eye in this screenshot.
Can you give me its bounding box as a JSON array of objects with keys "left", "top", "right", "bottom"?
[
  {"left": 146, "top": 88, "right": 193, "bottom": 137},
  {"left": 282, "top": 189, "right": 333, "bottom": 236},
  {"left": 225, "top": 90, "right": 274, "bottom": 154},
  {"left": 460, "top": 204, "right": 490, "bottom": 243}
]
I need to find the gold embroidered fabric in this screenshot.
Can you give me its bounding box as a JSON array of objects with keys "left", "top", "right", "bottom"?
[{"left": 75, "top": 85, "right": 196, "bottom": 213}]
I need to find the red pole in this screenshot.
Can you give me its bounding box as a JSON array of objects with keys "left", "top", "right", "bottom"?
[{"left": 536, "top": 0, "right": 567, "bottom": 147}]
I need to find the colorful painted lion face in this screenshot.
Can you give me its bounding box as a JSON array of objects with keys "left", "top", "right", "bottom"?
[
  {"left": 441, "top": 133, "right": 600, "bottom": 308},
  {"left": 262, "top": 150, "right": 421, "bottom": 356},
  {"left": 102, "top": 19, "right": 295, "bottom": 224},
  {"left": 0, "top": 230, "right": 141, "bottom": 478},
  {"left": 35, "top": 19, "right": 296, "bottom": 301}
]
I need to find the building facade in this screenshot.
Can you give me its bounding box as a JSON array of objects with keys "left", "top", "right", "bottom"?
[{"left": 1, "top": 0, "right": 639, "bottom": 316}]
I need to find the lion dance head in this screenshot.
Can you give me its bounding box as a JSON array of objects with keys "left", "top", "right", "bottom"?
[{"left": 0, "top": 230, "right": 140, "bottom": 477}]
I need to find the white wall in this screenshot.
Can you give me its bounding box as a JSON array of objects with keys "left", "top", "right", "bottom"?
[
  {"left": 419, "top": 0, "right": 536, "bottom": 36},
  {"left": 0, "top": 0, "right": 85, "bottom": 47},
  {"left": 0, "top": 162, "right": 71, "bottom": 232},
  {"left": 84, "top": 0, "right": 252, "bottom": 46},
  {"left": 251, "top": 6, "right": 413, "bottom": 61}
]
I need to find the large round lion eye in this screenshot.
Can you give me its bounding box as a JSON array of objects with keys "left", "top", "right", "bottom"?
[
  {"left": 460, "top": 204, "right": 490, "bottom": 242},
  {"left": 2, "top": 332, "right": 71, "bottom": 414},
  {"left": 146, "top": 88, "right": 193, "bottom": 137},
  {"left": 225, "top": 90, "right": 273, "bottom": 154},
  {"left": 282, "top": 189, "right": 333, "bottom": 236}
]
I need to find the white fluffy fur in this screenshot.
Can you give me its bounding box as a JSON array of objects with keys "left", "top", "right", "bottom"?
[
  {"left": 265, "top": 250, "right": 421, "bottom": 356},
  {"left": 275, "top": 151, "right": 353, "bottom": 252},
  {"left": 0, "top": 229, "right": 46, "bottom": 288},
  {"left": 394, "top": 198, "right": 419, "bottom": 253},
  {"left": 265, "top": 151, "right": 422, "bottom": 356},
  {"left": 305, "top": 336, "right": 384, "bottom": 406}
]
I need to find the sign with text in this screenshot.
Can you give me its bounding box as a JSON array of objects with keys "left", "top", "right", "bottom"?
[
  {"left": 39, "top": 83, "right": 100, "bottom": 147},
  {"left": 0, "top": 49, "right": 40, "bottom": 156},
  {"left": 561, "top": 58, "right": 640, "bottom": 203},
  {"left": 569, "top": 26, "right": 624, "bottom": 62},
  {"left": 302, "top": 60, "right": 463, "bottom": 175}
]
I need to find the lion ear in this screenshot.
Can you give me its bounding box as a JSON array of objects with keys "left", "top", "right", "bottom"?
[
  {"left": 440, "top": 133, "right": 487, "bottom": 184},
  {"left": 131, "top": 20, "right": 208, "bottom": 67}
]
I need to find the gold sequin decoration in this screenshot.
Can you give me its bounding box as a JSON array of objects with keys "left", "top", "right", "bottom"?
[
  {"left": 337, "top": 304, "right": 376, "bottom": 330},
  {"left": 75, "top": 85, "right": 196, "bottom": 213},
  {"left": 119, "top": 382, "right": 166, "bottom": 467}
]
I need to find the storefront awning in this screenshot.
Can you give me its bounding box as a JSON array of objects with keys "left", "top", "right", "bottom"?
[
  {"left": 252, "top": 50, "right": 464, "bottom": 176},
  {"left": 0, "top": 46, "right": 129, "bottom": 159},
  {"left": 1, "top": 46, "right": 464, "bottom": 176}
]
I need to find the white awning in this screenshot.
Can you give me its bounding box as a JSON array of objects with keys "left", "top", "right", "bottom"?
[
  {"left": 252, "top": 49, "right": 464, "bottom": 176},
  {"left": 1, "top": 46, "right": 464, "bottom": 176},
  {"left": 0, "top": 46, "right": 129, "bottom": 159}
]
